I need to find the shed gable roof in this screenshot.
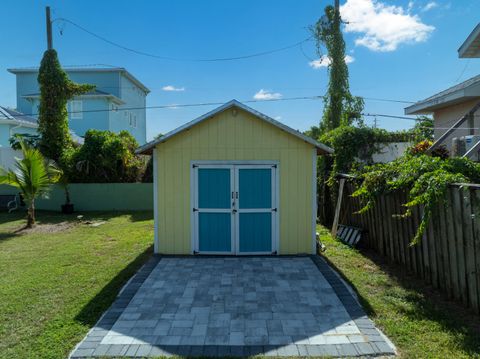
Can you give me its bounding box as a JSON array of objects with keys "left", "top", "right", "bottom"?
[{"left": 136, "top": 100, "right": 333, "bottom": 155}]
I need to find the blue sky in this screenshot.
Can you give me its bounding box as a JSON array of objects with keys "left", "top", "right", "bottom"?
[{"left": 0, "top": 0, "right": 479, "bottom": 140}]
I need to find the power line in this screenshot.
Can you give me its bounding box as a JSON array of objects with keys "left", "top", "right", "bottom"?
[
  {"left": 362, "top": 97, "right": 415, "bottom": 104},
  {"left": 12, "top": 95, "right": 429, "bottom": 123},
  {"left": 361, "top": 113, "right": 421, "bottom": 121},
  {"left": 17, "top": 95, "right": 324, "bottom": 117},
  {"left": 54, "top": 17, "right": 312, "bottom": 62}
]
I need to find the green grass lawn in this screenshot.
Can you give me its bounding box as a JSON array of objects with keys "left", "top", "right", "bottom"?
[
  {"left": 318, "top": 225, "right": 480, "bottom": 358},
  {"left": 0, "top": 210, "right": 153, "bottom": 359},
  {"left": 1, "top": 210, "right": 479, "bottom": 359}
]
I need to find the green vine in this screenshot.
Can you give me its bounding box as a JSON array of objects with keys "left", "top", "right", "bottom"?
[
  {"left": 307, "top": 125, "right": 415, "bottom": 185},
  {"left": 352, "top": 154, "right": 480, "bottom": 244},
  {"left": 37, "top": 49, "right": 94, "bottom": 164},
  {"left": 312, "top": 5, "right": 363, "bottom": 131}
]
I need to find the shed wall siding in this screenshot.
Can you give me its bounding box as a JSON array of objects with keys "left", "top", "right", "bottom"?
[{"left": 154, "top": 109, "right": 314, "bottom": 254}]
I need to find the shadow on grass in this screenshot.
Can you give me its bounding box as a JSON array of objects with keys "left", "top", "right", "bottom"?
[
  {"left": 319, "top": 250, "right": 377, "bottom": 317},
  {"left": 75, "top": 244, "right": 154, "bottom": 327},
  {"left": 324, "top": 241, "right": 480, "bottom": 356},
  {"left": 364, "top": 248, "right": 479, "bottom": 347}
]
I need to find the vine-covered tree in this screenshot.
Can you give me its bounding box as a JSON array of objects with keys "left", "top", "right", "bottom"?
[
  {"left": 312, "top": 3, "right": 363, "bottom": 131},
  {"left": 310, "top": 3, "right": 366, "bottom": 226},
  {"left": 37, "top": 49, "right": 94, "bottom": 164}
]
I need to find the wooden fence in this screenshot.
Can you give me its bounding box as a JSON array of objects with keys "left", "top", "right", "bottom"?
[{"left": 338, "top": 179, "right": 480, "bottom": 314}]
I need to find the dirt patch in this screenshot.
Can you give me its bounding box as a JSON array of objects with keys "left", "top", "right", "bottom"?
[{"left": 14, "top": 221, "right": 77, "bottom": 235}]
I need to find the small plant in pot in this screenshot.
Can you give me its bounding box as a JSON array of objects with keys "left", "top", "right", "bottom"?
[{"left": 59, "top": 174, "right": 74, "bottom": 214}]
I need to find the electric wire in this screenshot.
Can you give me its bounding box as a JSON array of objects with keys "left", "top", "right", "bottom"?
[{"left": 54, "top": 17, "right": 312, "bottom": 62}]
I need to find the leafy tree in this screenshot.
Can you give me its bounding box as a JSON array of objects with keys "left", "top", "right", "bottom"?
[
  {"left": 67, "top": 130, "right": 143, "bottom": 183},
  {"left": 312, "top": 4, "right": 364, "bottom": 131},
  {"left": 9, "top": 133, "right": 41, "bottom": 150},
  {"left": 412, "top": 116, "right": 434, "bottom": 142},
  {"left": 0, "top": 142, "right": 61, "bottom": 228},
  {"left": 37, "top": 49, "right": 94, "bottom": 164}
]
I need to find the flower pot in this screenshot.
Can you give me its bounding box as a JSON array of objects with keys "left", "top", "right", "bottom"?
[{"left": 61, "top": 203, "right": 74, "bottom": 214}]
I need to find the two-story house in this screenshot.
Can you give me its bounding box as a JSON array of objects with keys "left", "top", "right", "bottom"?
[
  {"left": 405, "top": 24, "right": 480, "bottom": 155},
  {"left": 7, "top": 67, "right": 150, "bottom": 144}
]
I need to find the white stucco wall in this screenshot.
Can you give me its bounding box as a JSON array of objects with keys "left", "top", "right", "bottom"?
[{"left": 371, "top": 142, "right": 411, "bottom": 163}]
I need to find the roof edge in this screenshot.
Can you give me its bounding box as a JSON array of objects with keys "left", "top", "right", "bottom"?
[
  {"left": 458, "top": 23, "right": 480, "bottom": 58},
  {"left": 405, "top": 75, "right": 480, "bottom": 114},
  {"left": 137, "top": 100, "right": 333, "bottom": 155},
  {"left": 8, "top": 67, "right": 150, "bottom": 94},
  {"left": 21, "top": 93, "right": 126, "bottom": 105}
]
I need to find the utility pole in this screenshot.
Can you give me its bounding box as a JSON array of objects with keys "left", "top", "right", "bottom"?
[{"left": 46, "top": 6, "right": 52, "bottom": 50}]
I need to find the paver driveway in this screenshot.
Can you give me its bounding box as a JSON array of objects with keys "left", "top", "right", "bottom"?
[{"left": 70, "top": 256, "right": 395, "bottom": 358}]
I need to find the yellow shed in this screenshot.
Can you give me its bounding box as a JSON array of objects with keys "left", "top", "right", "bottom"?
[{"left": 137, "top": 100, "right": 333, "bottom": 255}]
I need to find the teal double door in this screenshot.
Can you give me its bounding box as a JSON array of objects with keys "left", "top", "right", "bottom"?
[{"left": 193, "top": 164, "right": 277, "bottom": 255}]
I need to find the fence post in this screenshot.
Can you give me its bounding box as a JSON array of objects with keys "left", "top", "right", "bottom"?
[
  {"left": 452, "top": 186, "right": 468, "bottom": 306},
  {"left": 462, "top": 188, "right": 479, "bottom": 312}
]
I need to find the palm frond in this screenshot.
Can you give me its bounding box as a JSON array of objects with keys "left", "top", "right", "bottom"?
[{"left": 1, "top": 141, "right": 61, "bottom": 201}]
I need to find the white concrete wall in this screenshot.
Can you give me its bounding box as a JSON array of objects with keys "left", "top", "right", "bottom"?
[
  {"left": 0, "top": 148, "right": 21, "bottom": 170},
  {"left": 371, "top": 142, "right": 411, "bottom": 163}
]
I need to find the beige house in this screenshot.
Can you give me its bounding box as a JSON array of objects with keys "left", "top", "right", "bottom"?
[{"left": 405, "top": 24, "right": 480, "bottom": 153}]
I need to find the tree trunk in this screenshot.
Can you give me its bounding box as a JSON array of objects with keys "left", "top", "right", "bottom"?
[{"left": 27, "top": 200, "right": 35, "bottom": 228}]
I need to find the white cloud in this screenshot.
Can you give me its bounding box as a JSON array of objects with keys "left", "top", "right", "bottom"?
[
  {"left": 162, "top": 85, "right": 185, "bottom": 92},
  {"left": 340, "top": 0, "right": 435, "bottom": 52},
  {"left": 309, "top": 55, "right": 355, "bottom": 69},
  {"left": 422, "top": 1, "right": 438, "bottom": 11},
  {"left": 408, "top": 1, "right": 414, "bottom": 12},
  {"left": 253, "top": 89, "right": 282, "bottom": 100}
]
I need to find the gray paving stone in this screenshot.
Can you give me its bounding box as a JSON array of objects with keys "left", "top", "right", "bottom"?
[
  {"left": 337, "top": 343, "right": 359, "bottom": 356},
  {"left": 92, "top": 344, "right": 110, "bottom": 356},
  {"left": 71, "top": 348, "right": 94, "bottom": 357},
  {"left": 373, "top": 340, "right": 396, "bottom": 354},
  {"left": 135, "top": 344, "right": 153, "bottom": 356},
  {"left": 70, "top": 257, "right": 395, "bottom": 358},
  {"left": 355, "top": 342, "right": 377, "bottom": 355},
  {"left": 124, "top": 344, "right": 140, "bottom": 356},
  {"left": 277, "top": 344, "right": 300, "bottom": 356}
]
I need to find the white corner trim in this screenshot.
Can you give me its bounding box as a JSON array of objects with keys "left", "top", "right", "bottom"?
[
  {"left": 153, "top": 148, "right": 159, "bottom": 253},
  {"left": 311, "top": 148, "right": 318, "bottom": 255},
  {"left": 190, "top": 164, "right": 196, "bottom": 254}
]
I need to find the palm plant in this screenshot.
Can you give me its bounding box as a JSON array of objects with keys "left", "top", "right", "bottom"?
[{"left": 0, "top": 142, "right": 61, "bottom": 228}]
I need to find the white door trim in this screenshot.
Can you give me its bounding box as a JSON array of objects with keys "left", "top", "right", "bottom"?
[
  {"left": 153, "top": 149, "right": 159, "bottom": 253},
  {"left": 312, "top": 149, "right": 318, "bottom": 255}
]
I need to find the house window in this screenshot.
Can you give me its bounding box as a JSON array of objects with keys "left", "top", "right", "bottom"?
[
  {"left": 129, "top": 113, "right": 137, "bottom": 128},
  {"left": 70, "top": 100, "right": 83, "bottom": 119}
]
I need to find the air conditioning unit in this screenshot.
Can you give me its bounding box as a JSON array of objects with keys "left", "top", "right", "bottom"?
[{"left": 452, "top": 135, "right": 480, "bottom": 160}]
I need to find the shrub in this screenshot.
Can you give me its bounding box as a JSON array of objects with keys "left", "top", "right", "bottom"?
[
  {"left": 67, "top": 130, "right": 143, "bottom": 183},
  {"left": 353, "top": 154, "right": 480, "bottom": 244},
  {"left": 141, "top": 157, "right": 153, "bottom": 183}
]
